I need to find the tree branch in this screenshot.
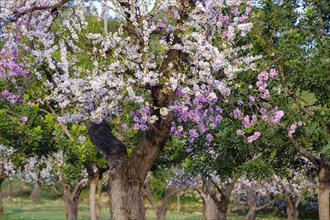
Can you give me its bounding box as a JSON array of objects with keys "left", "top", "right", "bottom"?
[
  {"left": 12, "top": 0, "right": 70, "bottom": 20},
  {"left": 86, "top": 121, "right": 127, "bottom": 163}
]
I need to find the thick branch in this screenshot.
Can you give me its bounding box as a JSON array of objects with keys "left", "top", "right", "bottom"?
[
  {"left": 288, "top": 134, "right": 319, "bottom": 167},
  {"left": 143, "top": 184, "right": 159, "bottom": 212},
  {"left": 86, "top": 121, "right": 127, "bottom": 161},
  {"left": 12, "top": 0, "right": 70, "bottom": 20}
]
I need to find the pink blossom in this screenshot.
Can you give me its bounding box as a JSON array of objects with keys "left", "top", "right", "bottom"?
[
  {"left": 189, "top": 129, "right": 199, "bottom": 138},
  {"left": 1, "top": 90, "right": 9, "bottom": 97},
  {"left": 242, "top": 115, "right": 251, "bottom": 128},
  {"left": 269, "top": 69, "right": 277, "bottom": 78},
  {"left": 289, "top": 123, "right": 297, "bottom": 134},
  {"left": 272, "top": 110, "right": 284, "bottom": 123},
  {"left": 18, "top": 116, "right": 28, "bottom": 124},
  {"left": 247, "top": 131, "right": 261, "bottom": 143},
  {"left": 248, "top": 95, "right": 255, "bottom": 103},
  {"left": 206, "top": 134, "right": 213, "bottom": 142},
  {"left": 236, "top": 129, "right": 245, "bottom": 136},
  {"left": 234, "top": 108, "right": 243, "bottom": 119},
  {"left": 121, "top": 124, "right": 128, "bottom": 130}
]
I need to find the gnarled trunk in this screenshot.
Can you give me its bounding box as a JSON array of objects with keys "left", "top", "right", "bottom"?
[
  {"left": 109, "top": 171, "right": 145, "bottom": 219},
  {"left": 87, "top": 99, "right": 173, "bottom": 220},
  {"left": 318, "top": 166, "right": 330, "bottom": 220},
  {"left": 30, "top": 180, "right": 41, "bottom": 201},
  {"left": 0, "top": 178, "right": 4, "bottom": 216}
]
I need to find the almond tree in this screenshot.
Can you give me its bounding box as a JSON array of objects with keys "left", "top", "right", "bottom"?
[
  {"left": 272, "top": 170, "right": 316, "bottom": 220},
  {"left": 19, "top": 155, "right": 53, "bottom": 201},
  {"left": 0, "top": 1, "right": 283, "bottom": 219},
  {"left": 143, "top": 167, "right": 193, "bottom": 220}
]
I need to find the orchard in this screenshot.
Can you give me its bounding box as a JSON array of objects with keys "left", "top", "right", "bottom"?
[{"left": 0, "top": 0, "right": 328, "bottom": 220}]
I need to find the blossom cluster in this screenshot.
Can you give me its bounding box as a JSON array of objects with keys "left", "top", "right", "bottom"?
[
  {"left": 0, "top": 145, "right": 16, "bottom": 177},
  {"left": 0, "top": 0, "right": 284, "bottom": 147}
]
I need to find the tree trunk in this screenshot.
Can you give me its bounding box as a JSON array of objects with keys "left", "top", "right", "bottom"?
[
  {"left": 0, "top": 178, "right": 4, "bottom": 216},
  {"left": 218, "top": 194, "right": 229, "bottom": 220},
  {"left": 318, "top": 166, "right": 330, "bottom": 220},
  {"left": 177, "top": 192, "right": 181, "bottom": 212},
  {"left": 30, "top": 180, "right": 41, "bottom": 201},
  {"left": 65, "top": 198, "right": 79, "bottom": 220},
  {"left": 62, "top": 180, "right": 86, "bottom": 220},
  {"left": 96, "top": 175, "right": 102, "bottom": 220},
  {"left": 90, "top": 176, "right": 98, "bottom": 220},
  {"left": 156, "top": 207, "right": 168, "bottom": 220},
  {"left": 108, "top": 173, "right": 145, "bottom": 220},
  {"left": 8, "top": 178, "right": 13, "bottom": 198},
  {"left": 286, "top": 201, "right": 298, "bottom": 220},
  {"left": 204, "top": 197, "right": 220, "bottom": 220},
  {"left": 245, "top": 208, "right": 256, "bottom": 220}
]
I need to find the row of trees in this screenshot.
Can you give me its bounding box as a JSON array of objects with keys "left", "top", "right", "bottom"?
[
  {"left": 0, "top": 0, "right": 329, "bottom": 219},
  {"left": 0, "top": 151, "right": 318, "bottom": 220}
]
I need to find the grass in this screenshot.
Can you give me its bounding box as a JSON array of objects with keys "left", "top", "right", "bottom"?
[{"left": 0, "top": 179, "right": 318, "bottom": 220}]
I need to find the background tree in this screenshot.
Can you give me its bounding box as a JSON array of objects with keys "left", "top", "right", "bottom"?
[{"left": 249, "top": 0, "right": 330, "bottom": 218}]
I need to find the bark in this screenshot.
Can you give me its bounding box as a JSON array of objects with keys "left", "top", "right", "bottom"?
[
  {"left": 90, "top": 176, "right": 98, "bottom": 220},
  {"left": 109, "top": 172, "right": 145, "bottom": 220},
  {"left": 0, "top": 178, "right": 4, "bottom": 216},
  {"left": 318, "top": 165, "right": 330, "bottom": 220},
  {"left": 204, "top": 196, "right": 220, "bottom": 220},
  {"left": 65, "top": 198, "right": 79, "bottom": 220},
  {"left": 62, "top": 180, "right": 86, "bottom": 220},
  {"left": 96, "top": 175, "right": 102, "bottom": 220},
  {"left": 8, "top": 178, "right": 13, "bottom": 198},
  {"left": 218, "top": 197, "right": 229, "bottom": 220},
  {"left": 286, "top": 200, "right": 298, "bottom": 220},
  {"left": 245, "top": 208, "right": 256, "bottom": 220},
  {"left": 30, "top": 179, "right": 41, "bottom": 201},
  {"left": 245, "top": 190, "right": 256, "bottom": 220},
  {"left": 177, "top": 192, "right": 181, "bottom": 212}
]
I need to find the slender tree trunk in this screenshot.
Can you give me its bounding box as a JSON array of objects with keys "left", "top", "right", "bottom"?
[
  {"left": 90, "top": 177, "right": 98, "bottom": 220},
  {"left": 245, "top": 207, "right": 256, "bottom": 220},
  {"left": 177, "top": 192, "right": 180, "bottom": 212},
  {"left": 96, "top": 175, "right": 102, "bottom": 220},
  {"left": 30, "top": 180, "right": 41, "bottom": 201},
  {"left": 318, "top": 166, "right": 330, "bottom": 220},
  {"left": 8, "top": 178, "right": 13, "bottom": 198},
  {"left": 0, "top": 178, "right": 4, "bottom": 216},
  {"left": 245, "top": 189, "right": 256, "bottom": 220}
]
